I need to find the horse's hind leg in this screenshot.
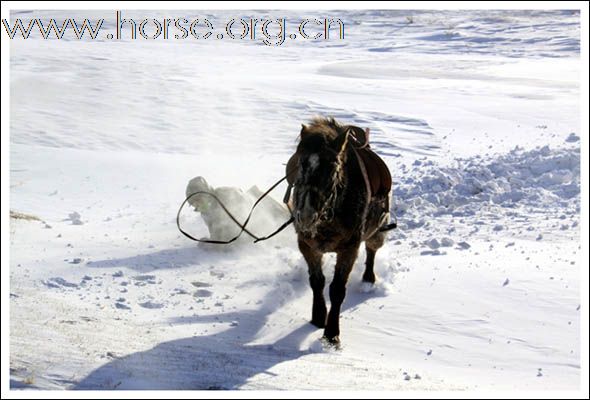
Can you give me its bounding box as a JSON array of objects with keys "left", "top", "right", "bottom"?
[
  {"left": 363, "top": 231, "right": 385, "bottom": 284},
  {"left": 298, "top": 238, "right": 326, "bottom": 328}
]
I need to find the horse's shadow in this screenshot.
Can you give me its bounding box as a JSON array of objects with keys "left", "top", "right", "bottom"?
[
  {"left": 86, "top": 245, "right": 250, "bottom": 273},
  {"left": 73, "top": 264, "right": 386, "bottom": 389},
  {"left": 74, "top": 313, "right": 316, "bottom": 390}
]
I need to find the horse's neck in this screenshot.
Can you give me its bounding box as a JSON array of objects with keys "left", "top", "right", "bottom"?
[
  {"left": 343, "top": 147, "right": 364, "bottom": 193},
  {"left": 336, "top": 148, "right": 368, "bottom": 217}
]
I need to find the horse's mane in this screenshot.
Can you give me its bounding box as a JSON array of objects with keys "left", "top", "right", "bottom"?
[
  {"left": 305, "top": 116, "right": 369, "bottom": 143},
  {"left": 303, "top": 117, "right": 344, "bottom": 140}
]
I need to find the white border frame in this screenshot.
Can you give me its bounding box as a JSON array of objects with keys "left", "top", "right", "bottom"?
[{"left": 1, "top": 1, "right": 588, "bottom": 399}]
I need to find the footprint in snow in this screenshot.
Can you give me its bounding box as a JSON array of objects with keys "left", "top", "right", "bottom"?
[
  {"left": 133, "top": 275, "right": 157, "bottom": 284},
  {"left": 456, "top": 241, "right": 471, "bottom": 250},
  {"left": 65, "top": 211, "right": 83, "bottom": 225},
  {"left": 139, "top": 301, "right": 164, "bottom": 309},
  {"left": 191, "top": 281, "right": 212, "bottom": 288},
  {"left": 115, "top": 302, "right": 131, "bottom": 310},
  {"left": 43, "top": 277, "right": 78, "bottom": 289}
]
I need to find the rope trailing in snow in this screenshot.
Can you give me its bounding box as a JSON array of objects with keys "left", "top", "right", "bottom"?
[{"left": 176, "top": 170, "right": 296, "bottom": 245}]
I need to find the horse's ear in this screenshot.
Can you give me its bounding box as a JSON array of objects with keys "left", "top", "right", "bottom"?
[{"left": 300, "top": 124, "right": 308, "bottom": 138}]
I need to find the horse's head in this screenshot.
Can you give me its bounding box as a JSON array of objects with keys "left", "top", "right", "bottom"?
[{"left": 293, "top": 119, "right": 350, "bottom": 235}]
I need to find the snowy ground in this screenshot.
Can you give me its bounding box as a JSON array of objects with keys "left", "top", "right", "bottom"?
[{"left": 8, "top": 10, "right": 582, "bottom": 390}]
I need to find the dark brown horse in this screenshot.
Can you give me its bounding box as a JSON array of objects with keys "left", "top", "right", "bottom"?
[{"left": 286, "top": 117, "right": 392, "bottom": 346}]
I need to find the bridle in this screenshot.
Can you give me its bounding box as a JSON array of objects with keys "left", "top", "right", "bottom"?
[{"left": 292, "top": 147, "right": 346, "bottom": 234}]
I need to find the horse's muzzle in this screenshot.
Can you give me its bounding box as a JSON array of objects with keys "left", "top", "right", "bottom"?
[{"left": 295, "top": 209, "right": 319, "bottom": 231}]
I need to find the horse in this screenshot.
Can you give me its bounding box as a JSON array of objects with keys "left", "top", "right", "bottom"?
[{"left": 286, "top": 117, "right": 392, "bottom": 346}]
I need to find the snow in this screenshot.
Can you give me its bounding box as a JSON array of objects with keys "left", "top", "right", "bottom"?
[{"left": 7, "top": 9, "right": 582, "bottom": 391}]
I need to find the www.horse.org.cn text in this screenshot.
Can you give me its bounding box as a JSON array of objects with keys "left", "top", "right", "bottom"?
[{"left": 2, "top": 11, "right": 346, "bottom": 46}]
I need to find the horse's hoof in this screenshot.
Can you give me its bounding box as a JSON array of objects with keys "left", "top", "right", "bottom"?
[{"left": 321, "top": 335, "right": 342, "bottom": 350}]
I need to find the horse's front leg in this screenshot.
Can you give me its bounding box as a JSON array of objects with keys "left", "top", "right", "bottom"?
[
  {"left": 324, "top": 245, "right": 360, "bottom": 344},
  {"left": 298, "top": 238, "right": 326, "bottom": 328}
]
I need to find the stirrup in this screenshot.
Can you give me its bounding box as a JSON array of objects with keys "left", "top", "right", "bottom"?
[{"left": 379, "top": 221, "right": 397, "bottom": 232}]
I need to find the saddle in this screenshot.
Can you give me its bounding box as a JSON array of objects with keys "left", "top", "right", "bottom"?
[{"left": 285, "top": 127, "right": 392, "bottom": 200}]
